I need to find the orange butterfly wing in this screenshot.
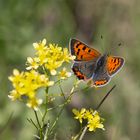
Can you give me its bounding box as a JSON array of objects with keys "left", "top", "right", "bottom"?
[
  {"left": 72, "top": 66, "right": 85, "bottom": 80},
  {"left": 107, "top": 56, "right": 125, "bottom": 77},
  {"left": 70, "top": 38, "right": 101, "bottom": 61}
]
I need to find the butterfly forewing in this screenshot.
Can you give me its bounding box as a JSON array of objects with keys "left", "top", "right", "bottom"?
[
  {"left": 70, "top": 38, "right": 101, "bottom": 61},
  {"left": 107, "top": 56, "right": 125, "bottom": 77}
]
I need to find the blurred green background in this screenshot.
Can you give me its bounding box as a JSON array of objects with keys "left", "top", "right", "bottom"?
[{"left": 0, "top": 0, "right": 140, "bottom": 139}]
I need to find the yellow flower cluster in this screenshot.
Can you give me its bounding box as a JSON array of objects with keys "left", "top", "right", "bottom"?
[
  {"left": 8, "top": 69, "right": 54, "bottom": 110},
  {"left": 72, "top": 108, "right": 104, "bottom": 132},
  {"left": 8, "top": 39, "right": 74, "bottom": 110},
  {"left": 26, "top": 39, "right": 75, "bottom": 75}
]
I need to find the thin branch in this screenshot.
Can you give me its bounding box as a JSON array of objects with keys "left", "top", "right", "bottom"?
[
  {"left": 27, "top": 118, "right": 39, "bottom": 130},
  {"left": 95, "top": 85, "right": 116, "bottom": 110},
  {"left": 78, "top": 85, "right": 116, "bottom": 140},
  {"left": 59, "top": 81, "right": 66, "bottom": 100},
  {"left": 43, "top": 122, "right": 50, "bottom": 140},
  {"left": 79, "top": 126, "right": 88, "bottom": 140},
  {"left": 48, "top": 81, "right": 78, "bottom": 136},
  {"left": 34, "top": 111, "right": 41, "bottom": 129}
]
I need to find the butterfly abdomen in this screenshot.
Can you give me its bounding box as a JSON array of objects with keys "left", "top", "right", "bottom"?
[{"left": 94, "top": 55, "right": 107, "bottom": 73}]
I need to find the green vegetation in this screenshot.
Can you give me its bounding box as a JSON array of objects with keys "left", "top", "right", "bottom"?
[{"left": 0, "top": 0, "right": 140, "bottom": 139}]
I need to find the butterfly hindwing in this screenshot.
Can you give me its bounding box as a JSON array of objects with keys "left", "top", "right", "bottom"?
[
  {"left": 72, "top": 60, "right": 97, "bottom": 80},
  {"left": 72, "top": 63, "right": 85, "bottom": 80},
  {"left": 107, "top": 56, "right": 125, "bottom": 77},
  {"left": 93, "top": 72, "right": 111, "bottom": 87},
  {"left": 70, "top": 38, "right": 101, "bottom": 61}
]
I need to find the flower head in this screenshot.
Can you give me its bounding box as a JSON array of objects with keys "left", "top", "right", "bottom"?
[
  {"left": 87, "top": 111, "right": 105, "bottom": 131},
  {"left": 9, "top": 38, "right": 73, "bottom": 110},
  {"left": 72, "top": 108, "right": 86, "bottom": 123},
  {"left": 58, "top": 67, "right": 72, "bottom": 79},
  {"left": 72, "top": 108, "right": 104, "bottom": 132},
  {"left": 26, "top": 39, "right": 74, "bottom": 75},
  {"left": 8, "top": 69, "right": 54, "bottom": 109},
  {"left": 26, "top": 97, "right": 43, "bottom": 111},
  {"left": 26, "top": 57, "right": 39, "bottom": 70}
]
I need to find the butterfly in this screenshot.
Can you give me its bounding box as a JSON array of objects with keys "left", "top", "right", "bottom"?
[{"left": 69, "top": 38, "right": 125, "bottom": 87}]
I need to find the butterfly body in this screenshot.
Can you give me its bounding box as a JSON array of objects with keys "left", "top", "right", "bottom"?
[{"left": 70, "top": 38, "right": 125, "bottom": 87}]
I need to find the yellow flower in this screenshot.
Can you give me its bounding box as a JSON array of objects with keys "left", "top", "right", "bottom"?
[
  {"left": 9, "top": 38, "right": 74, "bottom": 110},
  {"left": 8, "top": 90, "right": 20, "bottom": 101},
  {"left": 72, "top": 108, "right": 86, "bottom": 123},
  {"left": 8, "top": 69, "right": 23, "bottom": 87},
  {"left": 45, "top": 60, "right": 63, "bottom": 75},
  {"left": 26, "top": 97, "right": 43, "bottom": 111},
  {"left": 62, "top": 48, "right": 75, "bottom": 62},
  {"left": 26, "top": 39, "right": 74, "bottom": 75},
  {"left": 26, "top": 57, "right": 39, "bottom": 70},
  {"left": 72, "top": 108, "right": 104, "bottom": 132},
  {"left": 33, "top": 39, "right": 48, "bottom": 66},
  {"left": 33, "top": 38, "right": 47, "bottom": 52},
  {"left": 87, "top": 112, "right": 104, "bottom": 132},
  {"left": 8, "top": 69, "right": 54, "bottom": 110},
  {"left": 83, "top": 109, "right": 93, "bottom": 120},
  {"left": 58, "top": 67, "right": 72, "bottom": 79}
]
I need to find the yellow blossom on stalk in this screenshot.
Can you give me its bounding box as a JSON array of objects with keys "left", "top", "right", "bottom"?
[
  {"left": 26, "top": 57, "right": 39, "bottom": 70},
  {"left": 72, "top": 108, "right": 104, "bottom": 132},
  {"left": 58, "top": 67, "right": 72, "bottom": 79},
  {"left": 8, "top": 69, "right": 54, "bottom": 110},
  {"left": 87, "top": 113, "right": 104, "bottom": 131},
  {"left": 26, "top": 39, "right": 75, "bottom": 75},
  {"left": 33, "top": 38, "right": 47, "bottom": 53},
  {"left": 83, "top": 109, "right": 93, "bottom": 120},
  {"left": 26, "top": 97, "right": 43, "bottom": 111},
  {"left": 72, "top": 108, "right": 86, "bottom": 123}
]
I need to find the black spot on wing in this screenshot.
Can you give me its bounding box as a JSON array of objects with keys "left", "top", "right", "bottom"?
[
  {"left": 88, "top": 49, "right": 91, "bottom": 53},
  {"left": 82, "top": 46, "right": 86, "bottom": 50}
]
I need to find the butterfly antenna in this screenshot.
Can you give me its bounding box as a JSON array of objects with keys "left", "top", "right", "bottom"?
[
  {"left": 109, "top": 42, "right": 123, "bottom": 55},
  {"left": 100, "top": 35, "right": 106, "bottom": 53}
]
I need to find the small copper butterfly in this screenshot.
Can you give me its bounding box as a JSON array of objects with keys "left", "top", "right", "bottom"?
[{"left": 69, "top": 38, "right": 125, "bottom": 87}]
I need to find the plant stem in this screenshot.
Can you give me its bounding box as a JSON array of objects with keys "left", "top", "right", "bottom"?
[
  {"left": 78, "top": 85, "right": 116, "bottom": 140},
  {"left": 59, "top": 80, "right": 66, "bottom": 100},
  {"left": 95, "top": 85, "right": 116, "bottom": 110},
  {"left": 48, "top": 81, "right": 78, "bottom": 137},
  {"left": 79, "top": 126, "right": 88, "bottom": 140},
  {"left": 34, "top": 111, "right": 41, "bottom": 128},
  {"left": 43, "top": 122, "right": 50, "bottom": 140},
  {"left": 45, "top": 87, "right": 49, "bottom": 104},
  {"left": 27, "top": 118, "right": 39, "bottom": 131},
  {"left": 34, "top": 111, "right": 43, "bottom": 139}
]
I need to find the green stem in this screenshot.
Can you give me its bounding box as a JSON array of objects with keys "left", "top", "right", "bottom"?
[
  {"left": 48, "top": 81, "right": 78, "bottom": 137},
  {"left": 77, "top": 85, "right": 116, "bottom": 140},
  {"left": 42, "top": 109, "right": 48, "bottom": 124},
  {"left": 79, "top": 126, "right": 88, "bottom": 140},
  {"left": 27, "top": 118, "right": 39, "bottom": 131},
  {"left": 34, "top": 111, "right": 41, "bottom": 128},
  {"left": 43, "top": 122, "right": 50, "bottom": 140},
  {"left": 49, "top": 106, "right": 64, "bottom": 135},
  {"left": 34, "top": 111, "right": 43, "bottom": 139},
  {"left": 45, "top": 87, "right": 49, "bottom": 104},
  {"left": 58, "top": 80, "right": 66, "bottom": 100}
]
